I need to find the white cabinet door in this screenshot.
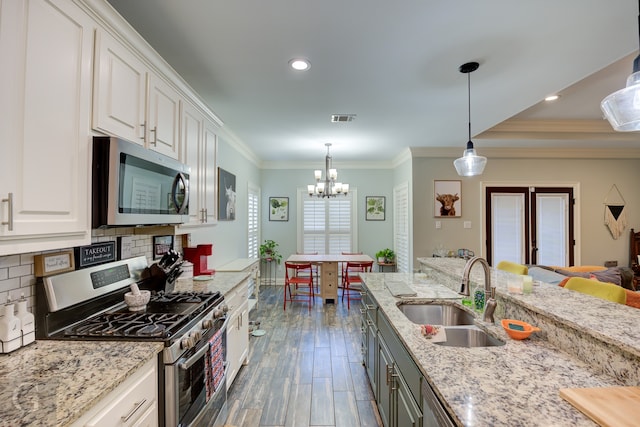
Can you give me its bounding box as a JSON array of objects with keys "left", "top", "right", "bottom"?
[
  {"left": 202, "top": 119, "right": 218, "bottom": 223},
  {"left": 179, "top": 102, "right": 218, "bottom": 227},
  {"left": 180, "top": 101, "right": 205, "bottom": 225},
  {"left": 0, "top": 0, "right": 92, "bottom": 255},
  {"left": 225, "top": 280, "right": 249, "bottom": 390},
  {"left": 147, "top": 73, "right": 181, "bottom": 159},
  {"left": 93, "top": 29, "right": 147, "bottom": 145},
  {"left": 93, "top": 30, "right": 181, "bottom": 159}
]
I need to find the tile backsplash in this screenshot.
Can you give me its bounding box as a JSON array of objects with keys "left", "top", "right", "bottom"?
[{"left": 0, "top": 228, "right": 179, "bottom": 316}]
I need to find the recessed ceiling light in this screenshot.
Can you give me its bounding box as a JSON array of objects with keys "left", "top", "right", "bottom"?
[
  {"left": 545, "top": 94, "right": 560, "bottom": 102},
  {"left": 289, "top": 58, "right": 310, "bottom": 71}
]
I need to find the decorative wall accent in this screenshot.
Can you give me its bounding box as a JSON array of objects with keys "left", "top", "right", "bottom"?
[
  {"left": 434, "top": 180, "right": 461, "bottom": 217},
  {"left": 153, "top": 235, "right": 174, "bottom": 259},
  {"left": 366, "top": 196, "right": 385, "bottom": 221},
  {"left": 604, "top": 184, "right": 627, "bottom": 240},
  {"left": 218, "top": 167, "right": 237, "bottom": 220},
  {"left": 269, "top": 197, "right": 289, "bottom": 221}
]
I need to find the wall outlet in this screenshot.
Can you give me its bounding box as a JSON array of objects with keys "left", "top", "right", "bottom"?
[
  {"left": 464, "top": 221, "right": 472, "bottom": 229},
  {"left": 435, "top": 221, "right": 441, "bottom": 229}
]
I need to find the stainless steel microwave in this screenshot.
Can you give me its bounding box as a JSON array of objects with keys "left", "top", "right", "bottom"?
[{"left": 92, "top": 136, "right": 189, "bottom": 228}]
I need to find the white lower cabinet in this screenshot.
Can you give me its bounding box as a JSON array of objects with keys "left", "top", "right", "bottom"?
[
  {"left": 0, "top": 0, "right": 93, "bottom": 255},
  {"left": 72, "top": 357, "right": 158, "bottom": 427},
  {"left": 226, "top": 279, "right": 249, "bottom": 390}
]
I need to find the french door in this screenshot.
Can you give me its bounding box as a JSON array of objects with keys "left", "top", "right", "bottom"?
[{"left": 486, "top": 186, "right": 574, "bottom": 266}]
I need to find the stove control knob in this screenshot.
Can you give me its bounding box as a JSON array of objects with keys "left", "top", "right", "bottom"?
[
  {"left": 221, "top": 303, "right": 229, "bottom": 313},
  {"left": 202, "top": 318, "right": 215, "bottom": 329},
  {"left": 191, "top": 330, "right": 202, "bottom": 341},
  {"left": 181, "top": 336, "right": 195, "bottom": 350},
  {"left": 213, "top": 308, "right": 223, "bottom": 319}
]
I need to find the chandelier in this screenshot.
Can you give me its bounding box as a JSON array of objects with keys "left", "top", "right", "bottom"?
[{"left": 307, "top": 143, "right": 349, "bottom": 198}]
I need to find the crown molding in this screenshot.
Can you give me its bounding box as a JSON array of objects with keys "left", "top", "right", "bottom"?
[
  {"left": 410, "top": 146, "right": 640, "bottom": 159},
  {"left": 477, "top": 119, "right": 639, "bottom": 141}
]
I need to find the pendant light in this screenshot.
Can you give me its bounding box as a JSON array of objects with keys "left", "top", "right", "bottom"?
[
  {"left": 601, "top": 0, "right": 640, "bottom": 131},
  {"left": 454, "top": 61, "right": 487, "bottom": 177}
]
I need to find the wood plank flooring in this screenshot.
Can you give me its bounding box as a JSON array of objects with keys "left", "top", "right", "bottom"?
[{"left": 223, "top": 284, "right": 382, "bottom": 427}]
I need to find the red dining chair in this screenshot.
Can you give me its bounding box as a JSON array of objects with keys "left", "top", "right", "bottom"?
[
  {"left": 284, "top": 262, "right": 315, "bottom": 311},
  {"left": 342, "top": 260, "right": 373, "bottom": 309},
  {"left": 296, "top": 251, "right": 319, "bottom": 292},
  {"left": 339, "top": 252, "right": 363, "bottom": 296}
]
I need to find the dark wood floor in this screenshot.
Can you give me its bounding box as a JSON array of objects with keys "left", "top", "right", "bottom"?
[{"left": 223, "top": 284, "right": 382, "bottom": 427}]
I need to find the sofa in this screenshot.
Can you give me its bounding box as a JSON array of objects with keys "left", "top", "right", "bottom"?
[{"left": 526, "top": 264, "right": 640, "bottom": 308}]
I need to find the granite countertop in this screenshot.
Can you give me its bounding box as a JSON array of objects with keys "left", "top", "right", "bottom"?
[
  {"left": 0, "top": 340, "right": 163, "bottom": 426},
  {"left": 362, "top": 261, "right": 640, "bottom": 427},
  {"left": 0, "top": 272, "right": 249, "bottom": 426},
  {"left": 172, "top": 271, "right": 250, "bottom": 294}
]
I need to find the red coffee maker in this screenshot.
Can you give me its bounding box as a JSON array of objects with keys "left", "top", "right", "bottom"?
[{"left": 183, "top": 244, "right": 215, "bottom": 276}]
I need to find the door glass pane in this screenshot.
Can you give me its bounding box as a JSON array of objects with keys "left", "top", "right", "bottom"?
[
  {"left": 491, "top": 193, "right": 525, "bottom": 264},
  {"left": 536, "top": 193, "right": 568, "bottom": 266}
]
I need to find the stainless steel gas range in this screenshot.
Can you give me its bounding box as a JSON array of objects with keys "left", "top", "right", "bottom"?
[{"left": 35, "top": 256, "right": 229, "bottom": 427}]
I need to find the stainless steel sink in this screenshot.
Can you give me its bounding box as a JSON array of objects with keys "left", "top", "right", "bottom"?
[
  {"left": 397, "top": 303, "right": 475, "bottom": 326},
  {"left": 434, "top": 327, "right": 505, "bottom": 348}
]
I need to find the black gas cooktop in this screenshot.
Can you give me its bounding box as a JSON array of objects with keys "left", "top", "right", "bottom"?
[{"left": 62, "top": 291, "right": 222, "bottom": 340}]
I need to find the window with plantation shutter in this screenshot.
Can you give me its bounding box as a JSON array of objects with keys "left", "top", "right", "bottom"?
[
  {"left": 394, "top": 183, "right": 409, "bottom": 273},
  {"left": 298, "top": 189, "right": 357, "bottom": 254},
  {"left": 247, "top": 183, "right": 260, "bottom": 258}
]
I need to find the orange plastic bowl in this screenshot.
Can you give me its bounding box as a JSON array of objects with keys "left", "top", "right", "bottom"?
[{"left": 501, "top": 319, "right": 540, "bottom": 340}]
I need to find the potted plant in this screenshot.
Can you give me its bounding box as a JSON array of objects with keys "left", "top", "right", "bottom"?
[
  {"left": 376, "top": 248, "right": 395, "bottom": 263},
  {"left": 259, "top": 239, "right": 282, "bottom": 264}
]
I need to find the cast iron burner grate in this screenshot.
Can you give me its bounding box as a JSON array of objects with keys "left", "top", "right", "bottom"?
[{"left": 65, "top": 312, "right": 186, "bottom": 339}]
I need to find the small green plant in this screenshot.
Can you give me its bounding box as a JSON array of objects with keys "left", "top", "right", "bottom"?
[
  {"left": 375, "top": 248, "right": 395, "bottom": 263},
  {"left": 259, "top": 239, "right": 282, "bottom": 264}
]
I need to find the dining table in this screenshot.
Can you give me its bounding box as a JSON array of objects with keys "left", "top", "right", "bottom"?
[{"left": 285, "top": 253, "right": 375, "bottom": 303}]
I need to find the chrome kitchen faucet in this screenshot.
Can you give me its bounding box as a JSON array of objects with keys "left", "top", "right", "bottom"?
[{"left": 459, "top": 257, "right": 497, "bottom": 323}]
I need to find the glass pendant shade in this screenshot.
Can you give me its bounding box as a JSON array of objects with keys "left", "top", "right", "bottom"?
[
  {"left": 601, "top": 70, "right": 640, "bottom": 131},
  {"left": 454, "top": 141, "right": 487, "bottom": 176}
]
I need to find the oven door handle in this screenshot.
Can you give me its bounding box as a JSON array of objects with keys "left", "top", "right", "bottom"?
[{"left": 178, "top": 316, "right": 228, "bottom": 370}]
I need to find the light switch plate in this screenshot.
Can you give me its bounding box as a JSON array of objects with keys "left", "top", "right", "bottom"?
[
  {"left": 435, "top": 221, "right": 441, "bottom": 229},
  {"left": 464, "top": 221, "right": 472, "bottom": 229}
]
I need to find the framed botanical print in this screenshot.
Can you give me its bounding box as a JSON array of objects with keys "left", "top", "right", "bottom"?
[
  {"left": 269, "top": 197, "right": 289, "bottom": 221},
  {"left": 434, "top": 180, "right": 461, "bottom": 217},
  {"left": 366, "top": 196, "right": 385, "bottom": 221}
]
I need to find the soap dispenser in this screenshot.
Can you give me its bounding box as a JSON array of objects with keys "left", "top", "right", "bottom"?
[
  {"left": 16, "top": 293, "right": 35, "bottom": 347},
  {"left": 0, "top": 298, "right": 22, "bottom": 353}
]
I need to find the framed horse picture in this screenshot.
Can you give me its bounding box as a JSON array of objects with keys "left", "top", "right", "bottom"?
[
  {"left": 218, "top": 167, "right": 236, "bottom": 220},
  {"left": 434, "top": 180, "right": 461, "bottom": 217}
]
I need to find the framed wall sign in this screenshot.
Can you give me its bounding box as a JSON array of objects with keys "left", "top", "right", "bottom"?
[
  {"left": 218, "top": 167, "right": 237, "bottom": 220},
  {"left": 74, "top": 242, "right": 116, "bottom": 268},
  {"left": 366, "top": 196, "right": 385, "bottom": 221},
  {"left": 269, "top": 197, "right": 289, "bottom": 221},
  {"left": 34, "top": 250, "right": 75, "bottom": 277},
  {"left": 434, "top": 180, "right": 462, "bottom": 217},
  {"left": 153, "top": 235, "right": 174, "bottom": 260}
]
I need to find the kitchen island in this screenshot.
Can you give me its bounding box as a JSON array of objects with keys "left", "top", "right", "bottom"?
[
  {"left": 361, "top": 257, "right": 640, "bottom": 426},
  {"left": 0, "top": 339, "right": 163, "bottom": 426}
]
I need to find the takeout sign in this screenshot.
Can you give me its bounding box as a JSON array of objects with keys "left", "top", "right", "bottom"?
[{"left": 74, "top": 242, "right": 116, "bottom": 268}]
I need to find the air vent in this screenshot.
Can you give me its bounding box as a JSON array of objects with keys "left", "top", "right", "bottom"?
[{"left": 331, "top": 114, "right": 356, "bottom": 123}]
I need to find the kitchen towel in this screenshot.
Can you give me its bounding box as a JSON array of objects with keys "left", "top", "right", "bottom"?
[{"left": 385, "top": 281, "right": 417, "bottom": 297}]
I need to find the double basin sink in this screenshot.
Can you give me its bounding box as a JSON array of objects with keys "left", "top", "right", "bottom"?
[{"left": 397, "top": 302, "right": 504, "bottom": 347}]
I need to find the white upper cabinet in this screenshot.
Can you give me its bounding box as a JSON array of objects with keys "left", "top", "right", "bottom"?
[
  {"left": 0, "top": 0, "right": 93, "bottom": 255},
  {"left": 93, "top": 29, "right": 180, "bottom": 159},
  {"left": 180, "top": 101, "right": 218, "bottom": 227}
]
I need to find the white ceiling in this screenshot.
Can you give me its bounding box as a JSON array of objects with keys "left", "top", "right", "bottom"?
[{"left": 106, "top": 0, "right": 640, "bottom": 164}]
